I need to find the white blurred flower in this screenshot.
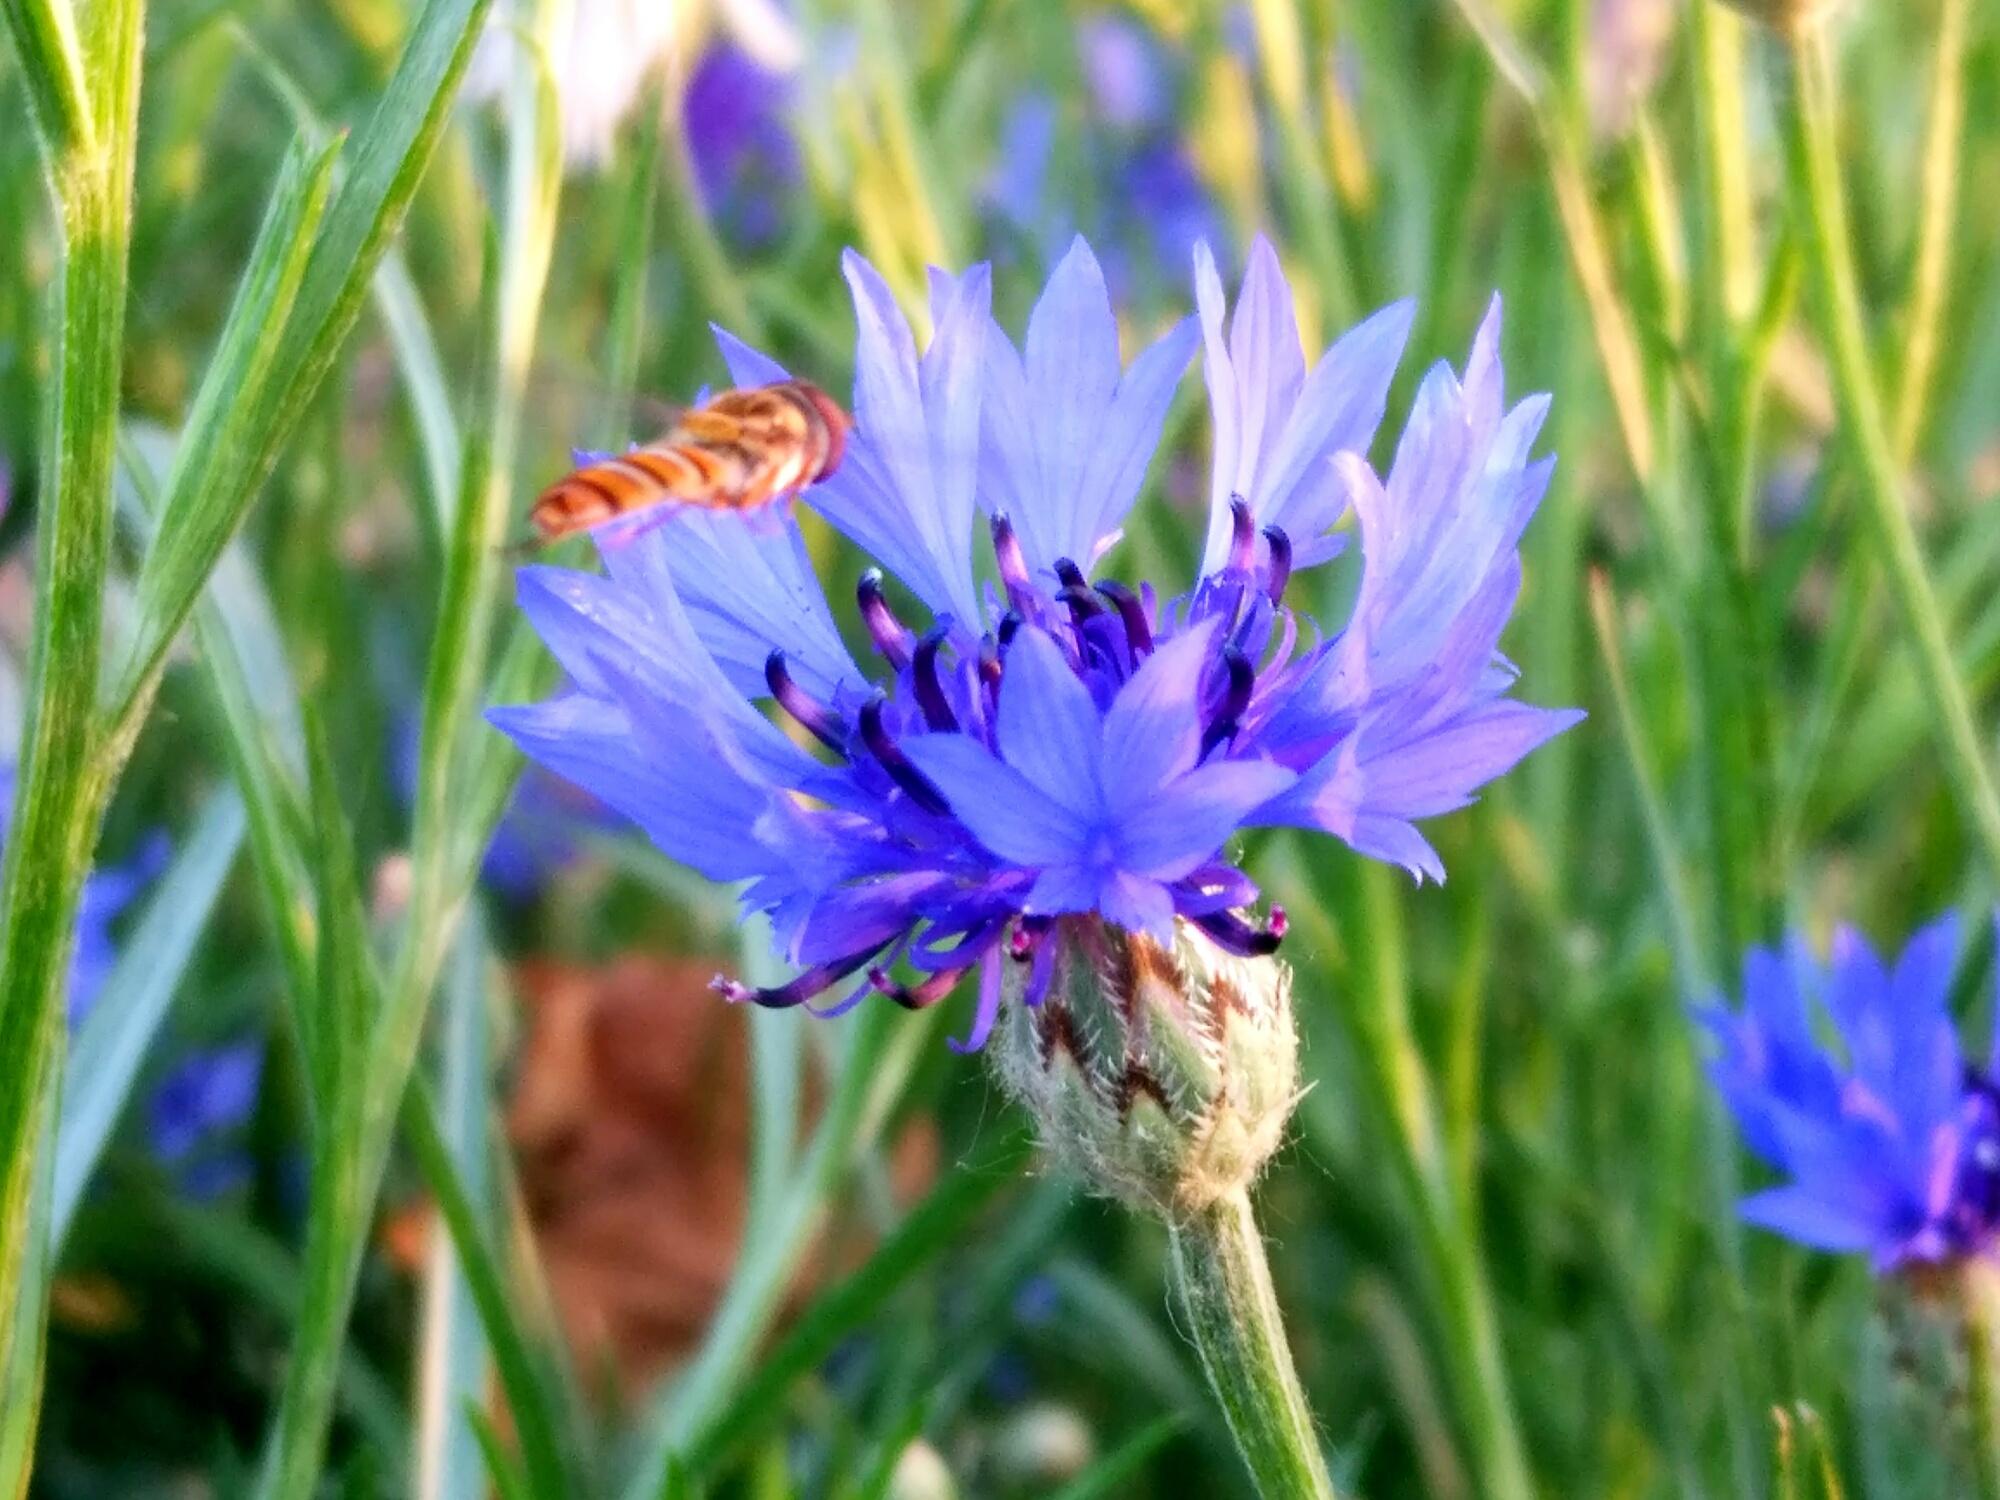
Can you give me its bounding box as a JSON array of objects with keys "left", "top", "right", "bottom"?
[{"left": 466, "top": 0, "right": 802, "bottom": 170}]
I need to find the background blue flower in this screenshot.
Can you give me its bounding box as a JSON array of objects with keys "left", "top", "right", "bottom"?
[{"left": 1698, "top": 912, "right": 2000, "bottom": 1270}]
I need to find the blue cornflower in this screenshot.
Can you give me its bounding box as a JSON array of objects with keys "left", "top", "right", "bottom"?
[
  {"left": 1698, "top": 912, "right": 2000, "bottom": 1270},
  {"left": 683, "top": 43, "right": 802, "bottom": 249},
  {"left": 985, "top": 16, "right": 1223, "bottom": 296},
  {"left": 492, "top": 235, "right": 1580, "bottom": 1049},
  {"left": 148, "top": 1041, "right": 264, "bottom": 1200}
]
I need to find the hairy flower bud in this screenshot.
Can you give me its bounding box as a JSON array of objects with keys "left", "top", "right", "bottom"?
[{"left": 994, "top": 916, "right": 1299, "bottom": 1221}]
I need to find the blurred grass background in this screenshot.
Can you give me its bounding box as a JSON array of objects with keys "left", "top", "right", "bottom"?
[{"left": 3, "top": 0, "right": 1999, "bottom": 1495}]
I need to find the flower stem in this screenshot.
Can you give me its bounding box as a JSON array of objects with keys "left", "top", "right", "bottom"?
[
  {"left": 1168, "top": 1190, "right": 1343, "bottom": 1500},
  {"left": 1776, "top": 24, "right": 2000, "bottom": 881},
  {"left": 1963, "top": 1261, "right": 2000, "bottom": 1500}
]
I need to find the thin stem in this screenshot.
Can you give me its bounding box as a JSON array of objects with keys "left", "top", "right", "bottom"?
[
  {"left": 0, "top": 0, "right": 145, "bottom": 1469},
  {"left": 256, "top": 5, "right": 567, "bottom": 1492},
  {"left": 1893, "top": 0, "right": 1969, "bottom": 460},
  {"left": 1168, "top": 1190, "right": 1342, "bottom": 1500},
  {"left": 1778, "top": 25, "right": 2000, "bottom": 880},
  {"left": 1963, "top": 1260, "right": 2000, "bottom": 1500}
]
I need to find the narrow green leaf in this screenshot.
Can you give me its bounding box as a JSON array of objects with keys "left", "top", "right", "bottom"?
[
  {"left": 0, "top": 0, "right": 147, "bottom": 1460},
  {"left": 404, "top": 1079, "right": 575, "bottom": 1500},
  {"left": 0, "top": 0, "right": 93, "bottom": 158},
  {"left": 467, "top": 1409, "right": 536, "bottom": 1500},
  {"left": 689, "top": 1132, "right": 1031, "bottom": 1472},
  {"left": 117, "top": 432, "right": 318, "bottom": 1073},
  {"left": 106, "top": 0, "right": 497, "bottom": 750},
  {"left": 107, "top": 133, "right": 340, "bottom": 756},
  {"left": 373, "top": 250, "right": 462, "bottom": 537},
  {"left": 50, "top": 785, "right": 245, "bottom": 1242},
  {"left": 412, "top": 915, "right": 492, "bottom": 1500},
  {"left": 1044, "top": 1416, "right": 1188, "bottom": 1500},
  {"left": 0, "top": 1087, "right": 58, "bottom": 1479}
]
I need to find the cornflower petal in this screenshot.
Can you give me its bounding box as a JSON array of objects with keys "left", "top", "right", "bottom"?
[
  {"left": 809, "top": 254, "right": 989, "bottom": 625},
  {"left": 995, "top": 626, "right": 1104, "bottom": 818},
  {"left": 1195, "top": 236, "right": 1411, "bottom": 573},
  {"left": 980, "top": 237, "right": 1199, "bottom": 575}
]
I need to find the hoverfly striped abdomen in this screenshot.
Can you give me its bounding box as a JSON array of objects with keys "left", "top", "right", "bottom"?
[{"left": 527, "top": 378, "right": 851, "bottom": 544}]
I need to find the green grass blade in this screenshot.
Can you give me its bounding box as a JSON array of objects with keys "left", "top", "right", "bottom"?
[
  {"left": 0, "top": 0, "right": 146, "bottom": 1468},
  {"left": 50, "top": 785, "right": 245, "bottom": 1243},
  {"left": 623, "top": 1001, "right": 941, "bottom": 1500},
  {"left": 104, "top": 132, "right": 338, "bottom": 757},
  {"left": 467, "top": 1410, "right": 536, "bottom": 1500},
  {"left": 0, "top": 1087, "right": 59, "bottom": 1481},
  {"left": 0, "top": 0, "right": 92, "bottom": 156},
  {"left": 404, "top": 1076, "right": 575, "bottom": 1500},
  {"left": 373, "top": 249, "right": 462, "bottom": 537},
  {"left": 1044, "top": 1415, "right": 1189, "bottom": 1500},
  {"left": 260, "top": 6, "right": 564, "bottom": 1489},
  {"left": 411, "top": 914, "right": 496, "bottom": 1500},
  {"left": 689, "top": 1131, "right": 1032, "bottom": 1473},
  {"left": 105, "top": 0, "right": 497, "bottom": 749}
]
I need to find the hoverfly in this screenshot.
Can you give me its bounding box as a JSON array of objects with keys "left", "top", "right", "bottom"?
[{"left": 524, "top": 379, "right": 851, "bottom": 546}]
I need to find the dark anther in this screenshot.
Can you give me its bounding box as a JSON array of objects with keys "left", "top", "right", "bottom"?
[
  {"left": 859, "top": 698, "right": 951, "bottom": 815},
  {"left": 1053, "top": 557, "right": 1088, "bottom": 593},
  {"left": 996, "top": 610, "right": 1025, "bottom": 648},
  {"left": 991, "top": 513, "right": 1035, "bottom": 609},
  {"left": 1200, "top": 647, "right": 1256, "bottom": 757},
  {"left": 857, "top": 569, "right": 913, "bottom": 670},
  {"left": 913, "top": 629, "right": 959, "bottom": 731},
  {"left": 1194, "top": 907, "right": 1286, "bottom": 957},
  {"left": 765, "top": 650, "right": 848, "bottom": 754},
  {"left": 867, "top": 965, "right": 968, "bottom": 1011},
  {"left": 1094, "top": 580, "right": 1154, "bottom": 657},
  {"left": 1261, "top": 525, "right": 1293, "bottom": 603},
  {"left": 1227, "top": 495, "right": 1257, "bottom": 573},
  {"left": 1056, "top": 585, "right": 1106, "bottom": 630}
]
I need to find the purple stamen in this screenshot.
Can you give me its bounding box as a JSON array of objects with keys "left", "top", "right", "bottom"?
[
  {"left": 991, "top": 513, "right": 1035, "bottom": 610},
  {"left": 1056, "top": 585, "right": 1106, "bottom": 630},
  {"left": 867, "top": 964, "right": 969, "bottom": 1011},
  {"left": 860, "top": 698, "right": 951, "bottom": 815},
  {"left": 857, "top": 569, "right": 913, "bottom": 670},
  {"left": 765, "top": 650, "right": 848, "bottom": 754},
  {"left": 913, "top": 629, "right": 959, "bottom": 731},
  {"left": 1201, "top": 647, "right": 1256, "bottom": 757},
  {"left": 1054, "top": 558, "right": 1088, "bottom": 592},
  {"left": 1094, "top": 580, "right": 1154, "bottom": 657},
  {"left": 1262, "top": 525, "right": 1293, "bottom": 603},
  {"left": 1009, "top": 915, "right": 1053, "bottom": 961},
  {"left": 1195, "top": 906, "right": 1286, "bottom": 957},
  {"left": 1227, "top": 495, "right": 1256, "bottom": 573},
  {"left": 711, "top": 944, "right": 884, "bottom": 1009}
]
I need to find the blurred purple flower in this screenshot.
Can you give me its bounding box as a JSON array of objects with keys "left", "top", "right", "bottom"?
[
  {"left": 1080, "top": 14, "right": 1166, "bottom": 130},
  {"left": 148, "top": 1041, "right": 263, "bottom": 1201},
  {"left": 493, "top": 235, "right": 1578, "bottom": 1050},
  {"left": 1698, "top": 912, "right": 2000, "bottom": 1270},
  {"left": 684, "top": 43, "right": 802, "bottom": 248},
  {"left": 985, "top": 17, "right": 1222, "bottom": 293}
]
